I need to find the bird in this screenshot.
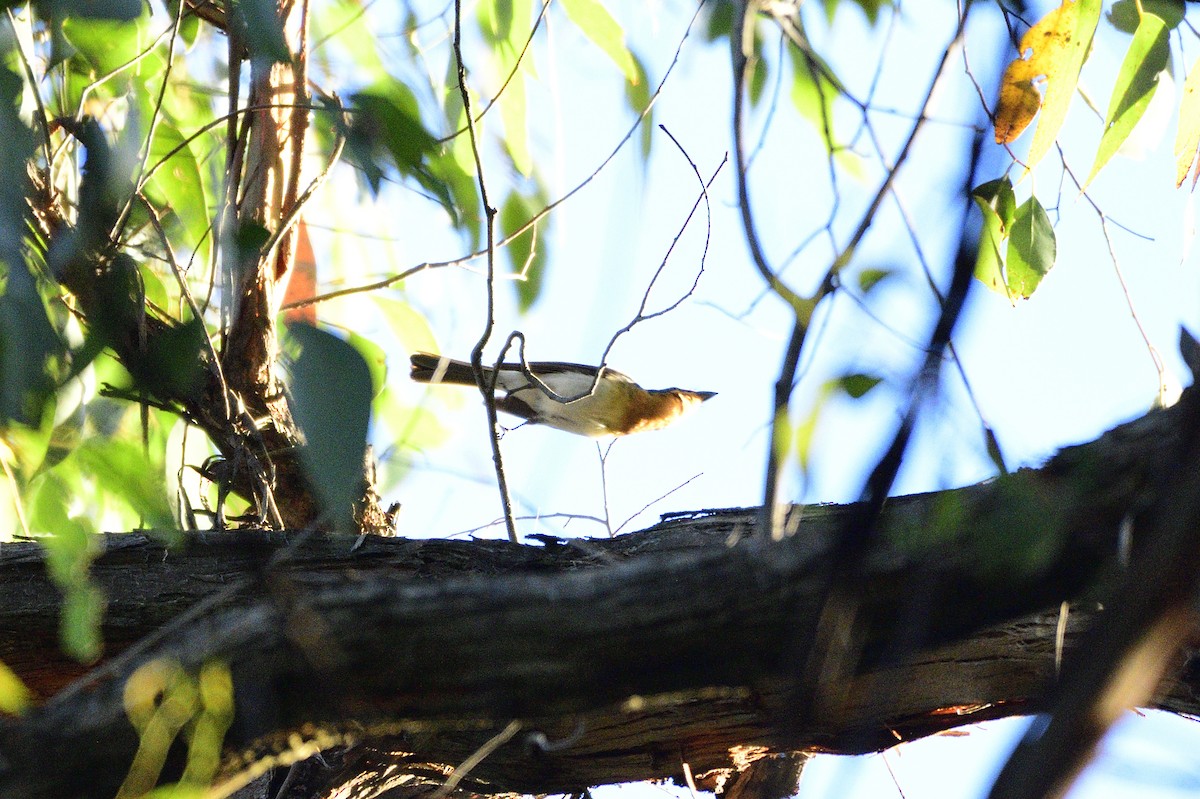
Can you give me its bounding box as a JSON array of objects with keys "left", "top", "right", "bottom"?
[{"left": 410, "top": 352, "right": 715, "bottom": 437}]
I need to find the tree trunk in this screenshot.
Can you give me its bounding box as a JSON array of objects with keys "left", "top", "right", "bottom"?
[{"left": 0, "top": 391, "right": 1195, "bottom": 799}]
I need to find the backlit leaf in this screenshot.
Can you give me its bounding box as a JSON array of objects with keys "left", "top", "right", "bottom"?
[
  {"left": 624, "top": 53, "right": 652, "bottom": 159},
  {"left": 971, "top": 178, "right": 1016, "bottom": 297},
  {"left": 1006, "top": 197, "right": 1056, "bottom": 299},
  {"left": 858, "top": 268, "right": 895, "bottom": 294},
  {"left": 0, "top": 660, "right": 31, "bottom": 715},
  {"left": 787, "top": 44, "right": 839, "bottom": 144},
  {"left": 994, "top": 0, "right": 1101, "bottom": 172},
  {"left": 76, "top": 437, "right": 176, "bottom": 530},
  {"left": 501, "top": 186, "right": 550, "bottom": 312},
  {"left": 559, "top": 0, "right": 639, "bottom": 84},
  {"left": 1085, "top": 13, "right": 1169, "bottom": 188},
  {"left": 500, "top": 61, "right": 532, "bottom": 176},
  {"left": 1175, "top": 57, "right": 1200, "bottom": 188},
  {"left": 142, "top": 120, "right": 209, "bottom": 269},
  {"left": 61, "top": 15, "right": 152, "bottom": 80}
]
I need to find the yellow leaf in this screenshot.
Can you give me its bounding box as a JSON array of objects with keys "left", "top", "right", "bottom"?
[
  {"left": 1175, "top": 57, "right": 1200, "bottom": 188},
  {"left": 994, "top": 0, "right": 1100, "bottom": 171},
  {"left": 0, "top": 659, "right": 32, "bottom": 715}
]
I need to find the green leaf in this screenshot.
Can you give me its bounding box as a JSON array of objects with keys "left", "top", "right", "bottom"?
[
  {"left": 499, "top": 61, "right": 532, "bottom": 176},
  {"left": 142, "top": 120, "right": 209, "bottom": 270},
  {"left": 38, "top": 0, "right": 142, "bottom": 22},
  {"left": 787, "top": 44, "right": 839, "bottom": 141},
  {"left": 138, "top": 263, "right": 169, "bottom": 311},
  {"left": 31, "top": 473, "right": 105, "bottom": 661},
  {"left": 624, "top": 53, "right": 652, "bottom": 159},
  {"left": 373, "top": 296, "right": 438, "bottom": 354},
  {"left": 559, "top": 0, "right": 643, "bottom": 82},
  {"left": 1006, "top": 197, "right": 1056, "bottom": 299},
  {"left": 971, "top": 178, "right": 1016, "bottom": 297},
  {"left": 31, "top": 475, "right": 88, "bottom": 568},
  {"left": 364, "top": 83, "right": 438, "bottom": 170},
  {"left": 559, "top": 0, "right": 639, "bottom": 84},
  {"left": 61, "top": 16, "right": 153, "bottom": 78},
  {"left": 346, "top": 82, "right": 439, "bottom": 194},
  {"left": 857, "top": 268, "right": 895, "bottom": 294},
  {"left": 500, "top": 187, "right": 550, "bottom": 312},
  {"left": 310, "top": 0, "right": 386, "bottom": 81},
  {"left": 705, "top": 0, "right": 734, "bottom": 41},
  {"left": 0, "top": 276, "right": 63, "bottom": 426},
  {"left": 477, "top": 0, "right": 512, "bottom": 45},
  {"left": 286, "top": 323, "right": 373, "bottom": 533},
  {"left": 1174, "top": 56, "right": 1200, "bottom": 187},
  {"left": 1108, "top": 0, "right": 1183, "bottom": 33},
  {"left": 61, "top": 582, "right": 105, "bottom": 662},
  {"left": 793, "top": 382, "right": 836, "bottom": 472},
  {"left": 343, "top": 330, "right": 388, "bottom": 399},
  {"left": 1085, "top": 13, "right": 1169, "bottom": 188},
  {"left": 75, "top": 437, "right": 176, "bottom": 530},
  {"left": 787, "top": 42, "right": 858, "bottom": 174},
  {"left": 823, "top": 0, "right": 890, "bottom": 25},
  {"left": 748, "top": 50, "right": 768, "bottom": 107},
  {"left": 836, "top": 373, "right": 882, "bottom": 399}
]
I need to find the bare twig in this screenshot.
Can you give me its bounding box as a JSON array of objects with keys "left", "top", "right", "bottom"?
[
  {"left": 597, "top": 440, "right": 616, "bottom": 537},
  {"left": 110, "top": 0, "right": 186, "bottom": 244},
  {"left": 430, "top": 721, "right": 522, "bottom": 799},
  {"left": 435, "top": 0, "right": 553, "bottom": 144},
  {"left": 507, "top": 140, "right": 723, "bottom": 409},
  {"left": 452, "top": 0, "right": 514, "bottom": 543},
  {"left": 613, "top": 472, "right": 702, "bottom": 537}
]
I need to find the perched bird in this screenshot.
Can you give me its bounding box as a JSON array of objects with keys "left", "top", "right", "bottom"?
[{"left": 410, "top": 352, "right": 715, "bottom": 437}]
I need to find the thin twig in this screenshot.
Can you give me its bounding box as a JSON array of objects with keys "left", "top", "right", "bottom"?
[
  {"left": 449, "top": 511, "right": 610, "bottom": 539},
  {"left": 136, "top": 191, "right": 232, "bottom": 422},
  {"left": 435, "top": 0, "right": 553, "bottom": 144},
  {"left": 597, "top": 440, "right": 615, "bottom": 537},
  {"left": 508, "top": 143, "right": 723, "bottom": 408},
  {"left": 430, "top": 720, "right": 522, "bottom": 799},
  {"left": 111, "top": 0, "right": 186, "bottom": 245},
  {"left": 6, "top": 10, "right": 53, "bottom": 186},
  {"left": 453, "top": 0, "right": 514, "bottom": 543},
  {"left": 1058, "top": 159, "right": 1167, "bottom": 402},
  {"left": 613, "top": 472, "right": 702, "bottom": 537}
]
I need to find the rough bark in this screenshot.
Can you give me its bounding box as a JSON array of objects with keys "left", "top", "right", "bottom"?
[{"left": 0, "top": 391, "right": 1197, "bottom": 798}]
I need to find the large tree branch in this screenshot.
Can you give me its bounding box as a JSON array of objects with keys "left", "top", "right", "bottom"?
[{"left": 0, "top": 392, "right": 1195, "bottom": 798}]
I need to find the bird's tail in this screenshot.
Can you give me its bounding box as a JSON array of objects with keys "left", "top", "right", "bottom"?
[{"left": 410, "top": 352, "right": 483, "bottom": 385}]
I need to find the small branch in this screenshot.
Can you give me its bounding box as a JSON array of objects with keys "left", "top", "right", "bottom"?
[
  {"left": 508, "top": 142, "right": 724, "bottom": 408},
  {"left": 452, "top": 0, "right": 514, "bottom": 543},
  {"left": 435, "top": 0, "right": 553, "bottom": 145},
  {"left": 430, "top": 720, "right": 522, "bottom": 799}
]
